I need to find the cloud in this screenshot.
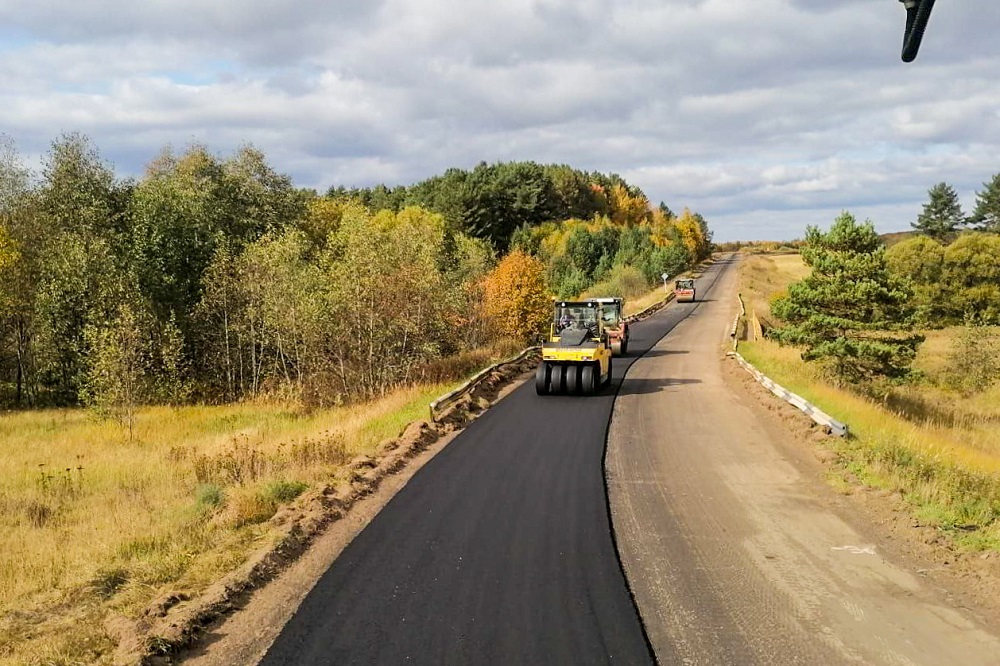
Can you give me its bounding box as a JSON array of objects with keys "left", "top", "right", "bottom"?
[{"left": 0, "top": 0, "right": 998, "bottom": 241}]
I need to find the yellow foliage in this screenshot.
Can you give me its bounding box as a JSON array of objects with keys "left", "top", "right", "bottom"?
[
  {"left": 674, "top": 208, "right": 708, "bottom": 258},
  {"left": 648, "top": 209, "right": 677, "bottom": 247},
  {"left": 0, "top": 225, "right": 16, "bottom": 272},
  {"left": 483, "top": 250, "right": 552, "bottom": 343},
  {"left": 0, "top": 225, "right": 19, "bottom": 309},
  {"left": 608, "top": 183, "right": 651, "bottom": 226}
]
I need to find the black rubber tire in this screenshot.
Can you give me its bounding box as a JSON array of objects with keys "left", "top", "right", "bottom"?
[
  {"left": 603, "top": 357, "right": 613, "bottom": 387},
  {"left": 581, "top": 364, "right": 596, "bottom": 395},
  {"left": 611, "top": 341, "right": 622, "bottom": 356},
  {"left": 535, "top": 362, "right": 550, "bottom": 395},
  {"left": 554, "top": 364, "right": 568, "bottom": 394},
  {"left": 567, "top": 364, "right": 582, "bottom": 394},
  {"left": 621, "top": 338, "right": 628, "bottom": 356}
]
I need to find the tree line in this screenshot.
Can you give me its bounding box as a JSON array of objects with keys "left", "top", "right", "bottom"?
[{"left": 0, "top": 135, "right": 710, "bottom": 414}]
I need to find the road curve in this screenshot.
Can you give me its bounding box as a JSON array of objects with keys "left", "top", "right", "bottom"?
[
  {"left": 608, "top": 255, "right": 1000, "bottom": 665},
  {"left": 258, "top": 269, "right": 715, "bottom": 664}
]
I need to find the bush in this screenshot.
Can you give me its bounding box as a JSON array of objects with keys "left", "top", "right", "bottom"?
[
  {"left": 195, "top": 483, "right": 225, "bottom": 510},
  {"left": 582, "top": 265, "right": 649, "bottom": 300},
  {"left": 264, "top": 479, "right": 309, "bottom": 503},
  {"left": 943, "top": 325, "right": 1000, "bottom": 396}
]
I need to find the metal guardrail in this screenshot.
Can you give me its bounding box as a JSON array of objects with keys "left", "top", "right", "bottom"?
[
  {"left": 429, "top": 346, "right": 541, "bottom": 422},
  {"left": 624, "top": 292, "right": 675, "bottom": 324},
  {"left": 729, "top": 352, "right": 849, "bottom": 437}
]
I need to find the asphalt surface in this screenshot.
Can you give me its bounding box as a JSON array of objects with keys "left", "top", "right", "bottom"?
[{"left": 259, "top": 270, "right": 717, "bottom": 665}]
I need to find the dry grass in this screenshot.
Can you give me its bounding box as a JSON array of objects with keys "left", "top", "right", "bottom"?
[
  {"left": 0, "top": 349, "right": 520, "bottom": 665},
  {"left": 736, "top": 251, "right": 1000, "bottom": 551},
  {"left": 737, "top": 252, "right": 808, "bottom": 327}
]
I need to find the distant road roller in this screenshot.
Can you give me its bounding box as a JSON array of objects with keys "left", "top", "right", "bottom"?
[
  {"left": 535, "top": 300, "right": 613, "bottom": 395},
  {"left": 674, "top": 278, "right": 696, "bottom": 303}
]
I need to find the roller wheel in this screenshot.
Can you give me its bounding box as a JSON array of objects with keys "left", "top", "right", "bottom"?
[
  {"left": 603, "top": 357, "right": 613, "bottom": 387},
  {"left": 620, "top": 338, "right": 628, "bottom": 356},
  {"left": 581, "top": 364, "right": 596, "bottom": 395},
  {"left": 535, "top": 362, "right": 550, "bottom": 395},
  {"left": 553, "top": 364, "right": 568, "bottom": 394},
  {"left": 567, "top": 364, "right": 582, "bottom": 394},
  {"left": 611, "top": 341, "right": 622, "bottom": 356}
]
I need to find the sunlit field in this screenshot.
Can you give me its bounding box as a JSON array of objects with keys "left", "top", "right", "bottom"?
[
  {"left": 0, "top": 379, "right": 468, "bottom": 663},
  {"left": 737, "top": 252, "right": 1000, "bottom": 551}
]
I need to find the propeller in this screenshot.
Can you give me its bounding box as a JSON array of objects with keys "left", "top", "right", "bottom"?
[{"left": 899, "top": 0, "right": 936, "bottom": 62}]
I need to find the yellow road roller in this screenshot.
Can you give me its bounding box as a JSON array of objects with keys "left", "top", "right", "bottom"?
[{"left": 535, "top": 300, "right": 613, "bottom": 395}]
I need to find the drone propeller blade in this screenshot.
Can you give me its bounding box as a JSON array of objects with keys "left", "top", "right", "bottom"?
[{"left": 901, "top": 0, "right": 936, "bottom": 62}]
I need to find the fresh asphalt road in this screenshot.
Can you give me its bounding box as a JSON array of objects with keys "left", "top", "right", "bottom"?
[{"left": 259, "top": 265, "right": 727, "bottom": 665}]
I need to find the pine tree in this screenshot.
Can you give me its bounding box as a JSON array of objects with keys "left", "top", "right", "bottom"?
[
  {"left": 911, "top": 182, "right": 964, "bottom": 240},
  {"left": 971, "top": 172, "right": 1000, "bottom": 233},
  {"left": 772, "top": 212, "right": 923, "bottom": 386}
]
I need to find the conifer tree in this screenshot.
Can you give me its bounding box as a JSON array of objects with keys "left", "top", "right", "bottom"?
[
  {"left": 971, "top": 172, "right": 1000, "bottom": 233},
  {"left": 911, "top": 182, "right": 964, "bottom": 240},
  {"left": 772, "top": 212, "right": 923, "bottom": 385}
]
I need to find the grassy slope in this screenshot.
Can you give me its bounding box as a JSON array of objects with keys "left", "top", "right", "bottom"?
[{"left": 737, "top": 252, "right": 1000, "bottom": 552}]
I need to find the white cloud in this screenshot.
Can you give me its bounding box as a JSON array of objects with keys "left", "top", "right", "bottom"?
[{"left": 1, "top": 0, "right": 999, "bottom": 240}]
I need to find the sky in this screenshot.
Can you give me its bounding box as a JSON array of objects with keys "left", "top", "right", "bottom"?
[{"left": 1, "top": 0, "right": 998, "bottom": 242}]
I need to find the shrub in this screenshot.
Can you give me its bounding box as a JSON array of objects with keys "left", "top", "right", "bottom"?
[{"left": 264, "top": 480, "right": 309, "bottom": 504}]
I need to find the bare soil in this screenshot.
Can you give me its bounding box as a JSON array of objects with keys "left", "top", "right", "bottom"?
[{"left": 721, "top": 355, "right": 1000, "bottom": 629}]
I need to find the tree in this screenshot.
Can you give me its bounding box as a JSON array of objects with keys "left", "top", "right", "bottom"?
[
  {"left": 912, "top": 182, "right": 964, "bottom": 241},
  {"left": 885, "top": 235, "right": 945, "bottom": 322},
  {"left": 772, "top": 212, "right": 923, "bottom": 386},
  {"left": 82, "top": 300, "right": 152, "bottom": 440},
  {"left": 971, "top": 172, "right": 1000, "bottom": 233},
  {"left": 940, "top": 233, "right": 1000, "bottom": 324},
  {"left": 483, "top": 250, "right": 551, "bottom": 343}
]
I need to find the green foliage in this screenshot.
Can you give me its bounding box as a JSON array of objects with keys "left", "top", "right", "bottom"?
[
  {"left": 82, "top": 299, "right": 154, "bottom": 439},
  {"left": 329, "top": 162, "right": 646, "bottom": 250},
  {"left": 0, "top": 134, "right": 706, "bottom": 410},
  {"left": 942, "top": 325, "right": 1000, "bottom": 396},
  {"left": 195, "top": 484, "right": 225, "bottom": 510},
  {"left": 888, "top": 232, "right": 1000, "bottom": 326},
  {"left": 885, "top": 235, "right": 945, "bottom": 323},
  {"left": 912, "top": 182, "right": 964, "bottom": 241},
  {"left": 263, "top": 480, "right": 308, "bottom": 504},
  {"left": 581, "top": 266, "right": 649, "bottom": 300},
  {"left": 971, "top": 172, "right": 1000, "bottom": 233},
  {"left": 772, "top": 212, "right": 923, "bottom": 385}
]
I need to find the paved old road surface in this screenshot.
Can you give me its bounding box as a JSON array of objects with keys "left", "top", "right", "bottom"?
[
  {"left": 258, "top": 265, "right": 725, "bottom": 664},
  {"left": 608, "top": 255, "right": 1000, "bottom": 665}
]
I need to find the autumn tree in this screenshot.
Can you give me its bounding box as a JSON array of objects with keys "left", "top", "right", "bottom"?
[
  {"left": 483, "top": 250, "right": 551, "bottom": 343},
  {"left": 772, "top": 212, "right": 922, "bottom": 386}
]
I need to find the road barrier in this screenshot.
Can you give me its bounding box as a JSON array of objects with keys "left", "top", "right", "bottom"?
[
  {"left": 729, "top": 351, "right": 849, "bottom": 437},
  {"left": 429, "top": 346, "right": 540, "bottom": 422},
  {"left": 625, "top": 292, "right": 675, "bottom": 323}
]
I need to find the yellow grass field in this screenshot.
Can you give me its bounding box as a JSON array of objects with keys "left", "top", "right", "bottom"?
[
  {"left": 737, "top": 252, "right": 1000, "bottom": 550},
  {"left": 0, "top": 376, "right": 483, "bottom": 664}
]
